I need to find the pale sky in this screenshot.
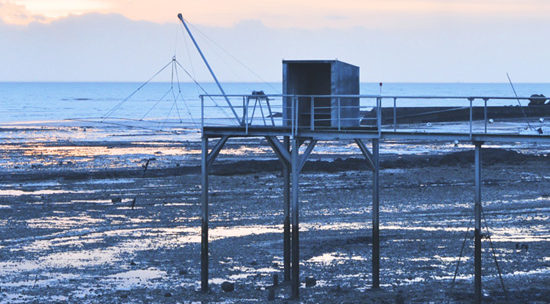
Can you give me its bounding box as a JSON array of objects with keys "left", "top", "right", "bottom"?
[{"left": 0, "top": 0, "right": 549, "bottom": 82}]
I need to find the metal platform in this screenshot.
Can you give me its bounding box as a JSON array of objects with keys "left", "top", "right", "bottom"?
[
  {"left": 204, "top": 125, "right": 550, "bottom": 143},
  {"left": 198, "top": 94, "right": 549, "bottom": 302}
]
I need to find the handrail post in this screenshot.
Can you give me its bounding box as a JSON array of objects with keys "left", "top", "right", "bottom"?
[
  {"left": 469, "top": 98, "right": 474, "bottom": 137},
  {"left": 242, "top": 95, "right": 246, "bottom": 124},
  {"left": 291, "top": 96, "right": 296, "bottom": 137},
  {"left": 200, "top": 95, "right": 204, "bottom": 131},
  {"left": 245, "top": 96, "right": 249, "bottom": 134},
  {"left": 377, "top": 97, "right": 382, "bottom": 137},
  {"left": 295, "top": 96, "right": 299, "bottom": 135},
  {"left": 338, "top": 97, "right": 341, "bottom": 131},
  {"left": 310, "top": 96, "right": 315, "bottom": 131},
  {"left": 484, "top": 98, "right": 488, "bottom": 134},
  {"left": 393, "top": 97, "right": 397, "bottom": 132}
]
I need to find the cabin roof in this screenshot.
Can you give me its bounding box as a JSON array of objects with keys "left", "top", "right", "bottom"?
[{"left": 282, "top": 59, "right": 358, "bottom": 68}]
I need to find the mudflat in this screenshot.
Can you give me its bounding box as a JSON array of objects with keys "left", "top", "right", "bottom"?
[{"left": 1, "top": 123, "right": 549, "bottom": 303}]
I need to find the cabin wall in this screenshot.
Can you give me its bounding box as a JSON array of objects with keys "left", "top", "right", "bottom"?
[
  {"left": 332, "top": 61, "right": 360, "bottom": 127},
  {"left": 283, "top": 60, "right": 360, "bottom": 128}
]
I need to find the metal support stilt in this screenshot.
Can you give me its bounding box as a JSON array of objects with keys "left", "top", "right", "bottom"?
[
  {"left": 474, "top": 142, "right": 483, "bottom": 303},
  {"left": 372, "top": 139, "right": 380, "bottom": 289},
  {"left": 291, "top": 137, "right": 300, "bottom": 299},
  {"left": 201, "top": 136, "right": 209, "bottom": 292},
  {"left": 283, "top": 136, "right": 291, "bottom": 282}
]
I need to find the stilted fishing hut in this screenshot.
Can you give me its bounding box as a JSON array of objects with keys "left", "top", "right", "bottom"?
[
  {"left": 175, "top": 12, "right": 549, "bottom": 303},
  {"left": 196, "top": 59, "right": 550, "bottom": 303}
]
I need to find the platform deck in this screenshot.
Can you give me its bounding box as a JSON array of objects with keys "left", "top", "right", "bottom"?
[{"left": 203, "top": 125, "right": 550, "bottom": 143}]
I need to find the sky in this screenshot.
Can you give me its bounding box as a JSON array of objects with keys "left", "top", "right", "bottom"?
[{"left": 0, "top": 0, "right": 549, "bottom": 82}]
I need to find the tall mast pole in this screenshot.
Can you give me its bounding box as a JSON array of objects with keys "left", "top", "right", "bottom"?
[{"left": 177, "top": 13, "right": 241, "bottom": 124}]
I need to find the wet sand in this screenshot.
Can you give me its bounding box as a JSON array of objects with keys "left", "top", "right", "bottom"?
[{"left": 1, "top": 123, "right": 549, "bottom": 303}]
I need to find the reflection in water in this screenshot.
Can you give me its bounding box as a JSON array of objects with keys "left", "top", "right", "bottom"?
[
  {"left": 105, "top": 268, "right": 167, "bottom": 290},
  {"left": 308, "top": 252, "right": 366, "bottom": 265},
  {"left": 0, "top": 189, "right": 94, "bottom": 196}
]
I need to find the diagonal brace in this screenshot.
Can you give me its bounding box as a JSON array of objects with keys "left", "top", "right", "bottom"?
[
  {"left": 297, "top": 140, "right": 317, "bottom": 173},
  {"left": 266, "top": 136, "right": 291, "bottom": 165},
  {"left": 355, "top": 139, "right": 375, "bottom": 171},
  {"left": 207, "top": 136, "right": 229, "bottom": 169}
]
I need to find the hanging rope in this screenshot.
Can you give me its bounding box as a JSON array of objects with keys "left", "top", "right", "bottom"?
[
  {"left": 159, "top": 95, "right": 177, "bottom": 131},
  {"left": 448, "top": 217, "right": 472, "bottom": 303},
  {"left": 181, "top": 24, "right": 199, "bottom": 92},
  {"left": 447, "top": 210, "right": 511, "bottom": 303},
  {"left": 507, "top": 73, "right": 533, "bottom": 131},
  {"left": 174, "top": 59, "right": 232, "bottom": 119},
  {"left": 481, "top": 206, "right": 510, "bottom": 302},
  {"left": 140, "top": 87, "right": 173, "bottom": 121},
  {"left": 101, "top": 60, "right": 173, "bottom": 121},
  {"left": 170, "top": 60, "right": 184, "bottom": 123},
  {"left": 100, "top": 56, "right": 211, "bottom": 132},
  {"left": 67, "top": 117, "right": 192, "bottom": 134},
  {"left": 101, "top": 17, "right": 263, "bottom": 131},
  {"left": 173, "top": 60, "right": 198, "bottom": 127},
  {"left": 185, "top": 20, "right": 280, "bottom": 94}
]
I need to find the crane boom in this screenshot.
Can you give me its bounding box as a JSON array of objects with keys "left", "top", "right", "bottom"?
[{"left": 177, "top": 13, "right": 241, "bottom": 124}]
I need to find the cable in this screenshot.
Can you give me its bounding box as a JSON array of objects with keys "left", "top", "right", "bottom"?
[
  {"left": 159, "top": 93, "right": 177, "bottom": 131},
  {"left": 67, "top": 118, "right": 188, "bottom": 134},
  {"left": 170, "top": 61, "right": 183, "bottom": 123},
  {"left": 395, "top": 106, "right": 469, "bottom": 120},
  {"left": 181, "top": 25, "right": 199, "bottom": 94},
  {"left": 140, "top": 87, "right": 173, "bottom": 121},
  {"left": 185, "top": 20, "right": 280, "bottom": 94},
  {"left": 101, "top": 60, "right": 173, "bottom": 121},
  {"left": 506, "top": 73, "right": 533, "bottom": 131},
  {"left": 481, "top": 206, "right": 510, "bottom": 303},
  {"left": 174, "top": 59, "right": 232, "bottom": 119},
  {"left": 181, "top": 26, "right": 204, "bottom": 127},
  {"left": 173, "top": 62, "right": 198, "bottom": 127},
  {"left": 448, "top": 217, "right": 472, "bottom": 303}
]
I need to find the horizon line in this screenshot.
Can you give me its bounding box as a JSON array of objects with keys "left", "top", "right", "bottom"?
[{"left": 2, "top": 81, "right": 550, "bottom": 84}]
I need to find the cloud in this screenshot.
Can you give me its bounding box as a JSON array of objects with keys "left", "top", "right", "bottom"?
[
  {"left": 13, "top": 0, "right": 110, "bottom": 18},
  {"left": 0, "top": 0, "right": 38, "bottom": 24},
  {"left": 0, "top": 12, "right": 548, "bottom": 82}
]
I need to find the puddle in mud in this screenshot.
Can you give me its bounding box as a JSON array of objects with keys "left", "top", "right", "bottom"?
[
  {"left": 105, "top": 268, "right": 167, "bottom": 290},
  {"left": 308, "top": 252, "right": 367, "bottom": 265},
  {"left": 27, "top": 216, "right": 105, "bottom": 229},
  {"left": 210, "top": 225, "right": 281, "bottom": 240},
  {"left": 1, "top": 272, "right": 81, "bottom": 288},
  {"left": 0, "top": 189, "right": 94, "bottom": 196},
  {"left": 73, "top": 178, "right": 136, "bottom": 185},
  {"left": 70, "top": 199, "right": 112, "bottom": 204},
  {"left": 0, "top": 181, "right": 61, "bottom": 187}
]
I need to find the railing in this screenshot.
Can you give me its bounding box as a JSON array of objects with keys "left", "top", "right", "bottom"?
[{"left": 200, "top": 94, "right": 548, "bottom": 137}]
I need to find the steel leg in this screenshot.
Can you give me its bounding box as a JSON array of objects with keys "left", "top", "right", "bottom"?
[
  {"left": 372, "top": 139, "right": 380, "bottom": 289},
  {"left": 474, "top": 143, "right": 482, "bottom": 303},
  {"left": 283, "top": 136, "right": 291, "bottom": 282},
  {"left": 201, "top": 136, "right": 209, "bottom": 292},
  {"left": 291, "top": 137, "right": 300, "bottom": 298}
]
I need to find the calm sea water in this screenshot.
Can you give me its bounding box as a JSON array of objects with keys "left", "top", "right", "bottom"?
[{"left": 0, "top": 82, "right": 549, "bottom": 124}]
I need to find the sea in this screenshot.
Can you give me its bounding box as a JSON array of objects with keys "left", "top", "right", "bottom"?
[{"left": 0, "top": 82, "right": 549, "bottom": 124}]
